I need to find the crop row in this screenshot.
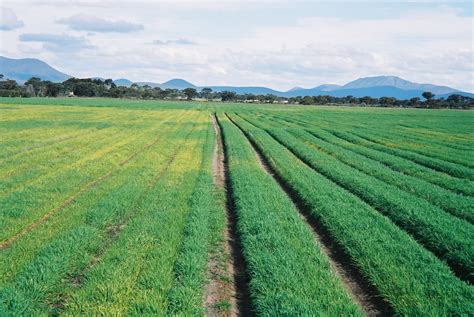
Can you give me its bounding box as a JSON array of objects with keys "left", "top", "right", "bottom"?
[
  {"left": 259, "top": 114, "right": 474, "bottom": 224},
  {"left": 0, "top": 105, "right": 129, "bottom": 160},
  {"left": 328, "top": 129, "right": 474, "bottom": 180},
  {"left": 239, "top": 113, "right": 473, "bottom": 282},
  {"left": 0, "top": 112, "right": 181, "bottom": 242},
  {"left": 264, "top": 111, "right": 474, "bottom": 180},
  {"left": 218, "top": 113, "right": 361, "bottom": 315},
  {"left": 366, "top": 125, "right": 473, "bottom": 152},
  {"left": 64, "top": 119, "right": 207, "bottom": 315},
  {"left": 267, "top": 113, "right": 474, "bottom": 197},
  {"left": 358, "top": 127, "right": 474, "bottom": 159},
  {"left": 0, "top": 125, "right": 127, "bottom": 196},
  {"left": 280, "top": 110, "right": 473, "bottom": 159},
  {"left": 228, "top": 113, "right": 473, "bottom": 315},
  {"left": 166, "top": 119, "right": 227, "bottom": 315},
  {"left": 345, "top": 125, "right": 474, "bottom": 168},
  {"left": 0, "top": 112, "right": 207, "bottom": 315}
]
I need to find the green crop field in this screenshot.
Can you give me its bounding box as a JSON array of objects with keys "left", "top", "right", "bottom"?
[{"left": 1, "top": 97, "right": 473, "bottom": 316}]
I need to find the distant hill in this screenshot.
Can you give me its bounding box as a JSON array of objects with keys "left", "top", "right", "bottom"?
[
  {"left": 342, "top": 76, "right": 459, "bottom": 95},
  {"left": 314, "top": 84, "right": 342, "bottom": 92},
  {"left": 0, "top": 56, "right": 70, "bottom": 83},
  {"left": 1, "top": 56, "right": 472, "bottom": 99},
  {"left": 326, "top": 86, "right": 427, "bottom": 99},
  {"left": 161, "top": 79, "right": 196, "bottom": 89},
  {"left": 135, "top": 79, "right": 196, "bottom": 89},
  {"left": 202, "top": 77, "right": 471, "bottom": 99},
  {"left": 114, "top": 78, "right": 133, "bottom": 87},
  {"left": 207, "top": 86, "right": 282, "bottom": 95}
]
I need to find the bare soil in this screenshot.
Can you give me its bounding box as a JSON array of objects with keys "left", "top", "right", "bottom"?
[{"left": 205, "top": 114, "right": 253, "bottom": 316}]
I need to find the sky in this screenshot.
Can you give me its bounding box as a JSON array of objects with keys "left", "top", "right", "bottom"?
[{"left": 0, "top": 1, "right": 473, "bottom": 91}]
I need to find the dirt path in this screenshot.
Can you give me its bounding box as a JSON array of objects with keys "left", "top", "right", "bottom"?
[
  {"left": 226, "top": 113, "right": 393, "bottom": 316},
  {"left": 205, "top": 114, "right": 252, "bottom": 317}
]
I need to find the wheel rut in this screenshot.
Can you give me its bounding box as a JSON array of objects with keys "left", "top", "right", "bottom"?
[{"left": 205, "top": 114, "right": 253, "bottom": 317}]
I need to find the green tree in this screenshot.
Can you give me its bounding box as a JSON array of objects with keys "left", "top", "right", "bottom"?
[
  {"left": 183, "top": 88, "right": 198, "bottom": 100},
  {"left": 200, "top": 87, "right": 212, "bottom": 99},
  {"left": 44, "top": 82, "right": 60, "bottom": 97},
  {"left": 422, "top": 91, "right": 435, "bottom": 108},
  {"left": 104, "top": 79, "right": 116, "bottom": 89},
  {"left": 220, "top": 91, "right": 236, "bottom": 102},
  {"left": 0, "top": 79, "right": 18, "bottom": 90},
  {"left": 409, "top": 97, "right": 420, "bottom": 107},
  {"left": 73, "top": 82, "right": 97, "bottom": 97},
  {"left": 25, "top": 77, "right": 43, "bottom": 96},
  {"left": 422, "top": 91, "right": 434, "bottom": 100}
]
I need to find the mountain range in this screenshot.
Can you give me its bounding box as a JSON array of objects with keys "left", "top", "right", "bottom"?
[
  {"left": 1, "top": 56, "right": 472, "bottom": 99},
  {"left": 0, "top": 56, "right": 70, "bottom": 83}
]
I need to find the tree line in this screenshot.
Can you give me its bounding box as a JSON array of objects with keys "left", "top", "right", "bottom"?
[{"left": 0, "top": 75, "right": 472, "bottom": 109}]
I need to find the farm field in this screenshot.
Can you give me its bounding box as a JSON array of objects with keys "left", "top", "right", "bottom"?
[{"left": 0, "top": 98, "right": 473, "bottom": 316}]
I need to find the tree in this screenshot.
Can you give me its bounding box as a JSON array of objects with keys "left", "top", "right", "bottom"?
[
  {"left": 183, "top": 88, "right": 198, "bottom": 100},
  {"left": 0, "top": 78, "right": 21, "bottom": 97},
  {"left": 446, "top": 94, "right": 461, "bottom": 104},
  {"left": 379, "top": 97, "right": 397, "bottom": 106},
  {"left": 220, "top": 91, "right": 236, "bottom": 102},
  {"left": 344, "top": 95, "right": 356, "bottom": 104},
  {"left": 166, "top": 88, "right": 179, "bottom": 98},
  {"left": 422, "top": 91, "right": 434, "bottom": 100},
  {"left": 200, "top": 87, "right": 212, "bottom": 99},
  {"left": 0, "top": 79, "right": 18, "bottom": 90},
  {"left": 25, "top": 77, "right": 43, "bottom": 96},
  {"left": 73, "top": 82, "right": 97, "bottom": 97},
  {"left": 409, "top": 97, "right": 420, "bottom": 107},
  {"left": 265, "top": 94, "right": 277, "bottom": 103},
  {"left": 422, "top": 91, "right": 435, "bottom": 108},
  {"left": 245, "top": 93, "right": 256, "bottom": 101},
  {"left": 360, "top": 96, "right": 375, "bottom": 105},
  {"left": 301, "top": 96, "right": 314, "bottom": 105},
  {"left": 422, "top": 92, "right": 434, "bottom": 106},
  {"left": 44, "top": 81, "right": 60, "bottom": 97},
  {"left": 104, "top": 79, "right": 116, "bottom": 89}
]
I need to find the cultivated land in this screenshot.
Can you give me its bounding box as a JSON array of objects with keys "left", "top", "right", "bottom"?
[{"left": 0, "top": 98, "right": 473, "bottom": 316}]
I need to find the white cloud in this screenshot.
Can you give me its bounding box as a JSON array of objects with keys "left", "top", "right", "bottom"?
[
  {"left": 151, "top": 39, "right": 195, "bottom": 45},
  {"left": 1, "top": 2, "right": 472, "bottom": 91},
  {"left": 57, "top": 14, "right": 143, "bottom": 33},
  {"left": 19, "top": 33, "right": 94, "bottom": 52},
  {"left": 0, "top": 7, "right": 24, "bottom": 30}
]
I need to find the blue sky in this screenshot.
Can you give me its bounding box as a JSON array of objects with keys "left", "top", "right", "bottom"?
[{"left": 1, "top": 1, "right": 473, "bottom": 91}]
